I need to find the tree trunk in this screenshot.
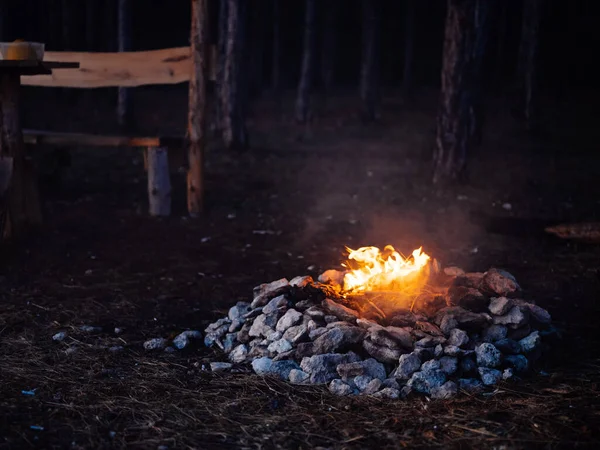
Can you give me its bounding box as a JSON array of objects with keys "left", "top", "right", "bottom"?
[
  {"left": 320, "top": 0, "right": 338, "bottom": 95},
  {"left": 215, "top": 0, "right": 228, "bottom": 134},
  {"left": 402, "top": 0, "right": 416, "bottom": 99},
  {"left": 147, "top": 147, "right": 171, "bottom": 216},
  {"left": 222, "top": 0, "right": 249, "bottom": 150},
  {"left": 117, "top": 0, "right": 133, "bottom": 129},
  {"left": 517, "top": 0, "right": 543, "bottom": 131},
  {"left": 295, "top": 0, "right": 316, "bottom": 123},
  {"left": 271, "top": 0, "right": 281, "bottom": 91},
  {"left": 433, "top": 0, "right": 494, "bottom": 185},
  {"left": 188, "top": 0, "right": 209, "bottom": 215},
  {"left": 359, "top": 0, "right": 382, "bottom": 123}
]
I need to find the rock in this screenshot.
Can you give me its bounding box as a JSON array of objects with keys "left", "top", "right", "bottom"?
[
  {"left": 431, "top": 381, "right": 458, "bottom": 399},
  {"left": 229, "top": 344, "right": 249, "bottom": 363},
  {"left": 353, "top": 375, "right": 373, "bottom": 391},
  {"left": 143, "top": 338, "right": 169, "bottom": 351},
  {"left": 108, "top": 345, "right": 124, "bottom": 353},
  {"left": 229, "top": 320, "right": 244, "bottom": 333},
  {"left": 304, "top": 306, "right": 325, "bottom": 320},
  {"left": 414, "top": 348, "right": 434, "bottom": 361},
  {"left": 363, "top": 338, "right": 405, "bottom": 364},
  {"left": 52, "top": 331, "right": 67, "bottom": 342},
  {"left": 204, "top": 318, "right": 232, "bottom": 346},
  {"left": 475, "top": 343, "right": 502, "bottom": 368},
  {"left": 488, "top": 297, "right": 513, "bottom": 316},
  {"left": 371, "top": 387, "right": 400, "bottom": 399},
  {"left": 276, "top": 309, "right": 303, "bottom": 332},
  {"left": 459, "top": 357, "right": 477, "bottom": 374},
  {"left": 267, "top": 338, "right": 293, "bottom": 355},
  {"left": 329, "top": 379, "right": 355, "bottom": 396},
  {"left": 435, "top": 307, "right": 490, "bottom": 333},
  {"left": 228, "top": 302, "right": 252, "bottom": 321},
  {"left": 243, "top": 307, "right": 263, "bottom": 320},
  {"left": 415, "top": 321, "right": 444, "bottom": 337},
  {"left": 421, "top": 359, "right": 441, "bottom": 372},
  {"left": 326, "top": 321, "right": 351, "bottom": 329},
  {"left": 309, "top": 327, "right": 328, "bottom": 340},
  {"left": 507, "top": 325, "right": 532, "bottom": 341},
  {"left": 324, "top": 315, "right": 339, "bottom": 324},
  {"left": 393, "top": 353, "right": 422, "bottom": 379},
  {"left": 337, "top": 358, "right": 386, "bottom": 381},
  {"left": 263, "top": 295, "right": 289, "bottom": 315},
  {"left": 318, "top": 270, "right": 345, "bottom": 287},
  {"left": 478, "top": 367, "right": 502, "bottom": 385},
  {"left": 266, "top": 330, "right": 283, "bottom": 341},
  {"left": 458, "top": 378, "right": 484, "bottom": 392},
  {"left": 493, "top": 306, "right": 529, "bottom": 328},
  {"left": 447, "top": 286, "right": 488, "bottom": 312},
  {"left": 482, "top": 268, "right": 520, "bottom": 296},
  {"left": 390, "top": 312, "right": 419, "bottom": 327},
  {"left": 504, "top": 354, "right": 529, "bottom": 372},
  {"left": 443, "top": 345, "right": 468, "bottom": 357},
  {"left": 273, "top": 350, "right": 296, "bottom": 361},
  {"left": 494, "top": 338, "right": 521, "bottom": 354},
  {"left": 382, "top": 378, "right": 400, "bottom": 390},
  {"left": 382, "top": 327, "right": 414, "bottom": 348},
  {"left": 249, "top": 314, "right": 278, "bottom": 338},
  {"left": 300, "top": 353, "right": 361, "bottom": 384},
  {"left": 313, "top": 325, "right": 365, "bottom": 354},
  {"left": 247, "top": 345, "right": 270, "bottom": 358},
  {"left": 519, "top": 331, "right": 541, "bottom": 353},
  {"left": 444, "top": 266, "right": 465, "bottom": 277},
  {"left": 407, "top": 370, "right": 447, "bottom": 394},
  {"left": 237, "top": 322, "right": 252, "bottom": 344},
  {"left": 173, "top": 330, "right": 202, "bottom": 350},
  {"left": 524, "top": 303, "right": 552, "bottom": 324},
  {"left": 164, "top": 347, "right": 176, "bottom": 353},
  {"left": 439, "top": 316, "right": 458, "bottom": 335},
  {"left": 322, "top": 299, "right": 359, "bottom": 323},
  {"left": 362, "top": 378, "right": 383, "bottom": 394},
  {"left": 356, "top": 318, "right": 382, "bottom": 330},
  {"left": 251, "top": 357, "right": 273, "bottom": 375},
  {"left": 502, "top": 368, "right": 515, "bottom": 380},
  {"left": 251, "top": 279, "right": 290, "bottom": 308},
  {"left": 434, "top": 344, "right": 444, "bottom": 358},
  {"left": 290, "top": 275, "right": 314, "bottom": 288},
  {"left": 210, "top": 362, "right": 232, "bottom": 372},
  {"left": 453, "top": 272, "right": 485, "bottom": 289},
  {"left": 80, "top": 325, "right": 102, "bottom": 333},
  {"left": 447, "top": 328, "right": 469, "bottom": 347},
  {"left": 482, "top": 325, "right": 508, "bottom": 343},
  {"left": 283, "top": 324, "right": 309, "bottom": 344},
  {"left": 289, "top": 369, "right": 310, "bottom": 384},
  {"left": 114, "top": 328, "right": 123, "bottom": 334},
  {"left": 439, "top": 356, "right": 458, "bottom": 375},
  {"left": 295, "top": 342, "right": 315, "bottom": 358},
  {"left": 269, "top": 360, "right": 302, "bottom": 380},
  {"left": 415, "top": 335, "right": 446, "bottom": 348}
]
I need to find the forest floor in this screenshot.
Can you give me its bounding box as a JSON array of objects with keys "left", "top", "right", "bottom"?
[{"left": 1, "top": 86, "right": 600, "bottom": 449}]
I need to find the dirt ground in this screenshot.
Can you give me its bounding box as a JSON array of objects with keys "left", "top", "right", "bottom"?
[{"left": 1, "top": 86, "right": 600, "bottom": 449}]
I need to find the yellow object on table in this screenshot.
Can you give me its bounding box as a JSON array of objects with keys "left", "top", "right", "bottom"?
[{"left": 0, "top": 40, "right": 45, "bottom": 61}]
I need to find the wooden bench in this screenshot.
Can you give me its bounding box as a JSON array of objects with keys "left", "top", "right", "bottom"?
[{"left": 23, "top": 129, "right": 186, "bottom": 216}]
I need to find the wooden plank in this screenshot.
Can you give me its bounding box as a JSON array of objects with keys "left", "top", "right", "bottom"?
[
  {"left": 147, "top": 147, "right": 171, "bottom": 216},
  {"left": 22, "top": 129, "right": 184, "bottom": 148},
  {"left": 19, "top": 46, "right": 216, "bottom": 88}
]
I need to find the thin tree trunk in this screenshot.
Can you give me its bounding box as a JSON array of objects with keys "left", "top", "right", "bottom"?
[
  {"left": 402, "top": 0, "right": 416, "bottom": 99},
  {"left": 271, "top": 0, "right": 281, "bottom": 91},
  {"left": 359, "top": 0, "right": 382, "bottom": 123},
  {"left": 188, "top": 0, "right": 209, "bottom": 215},
  {"left": 295, "top": 0, "right": 317, "bottom": 123},
  {"left": 222, "top": 0, "right": 249, "bottom": 150},
  {"left": 517, "top": 0, "right": 543, "bottom": 131},
  {"left": 433, "top": 0, "right": 493, "bottom": 185},
  {"left": 117, "top": 0, "right": 133, "bottom": 129},
  {"left": 320, "top": 0, "right": 338, "bottom": 95}
]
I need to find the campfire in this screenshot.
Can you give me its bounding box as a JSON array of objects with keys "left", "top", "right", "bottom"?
[{"left": 200, "top": 244, "right": 557, "bottom": 399}]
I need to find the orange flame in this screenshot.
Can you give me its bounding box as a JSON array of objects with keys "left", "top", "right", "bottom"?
[{"left": 342, "top": 245, "right": 431, "bottom": 293}]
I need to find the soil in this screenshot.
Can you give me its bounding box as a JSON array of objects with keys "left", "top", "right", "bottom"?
[{"left": 1, "top": 86, "right": 600, "bottom": 449}]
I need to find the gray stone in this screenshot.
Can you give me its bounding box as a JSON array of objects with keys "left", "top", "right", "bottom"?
[
  {"left": 421, "top": 359, "right": 441, "bottom": 372},
  {"left": 382, "top": 378, "right": 400, "bottom": 390},
  {"left": 249, "top": 313, "right": 278, "bottom": 338},
  {"left": 519, "top": 331, "right": 541, "bottom": 353},
  {"left": 266, "top": 330, "right": 283, "bottom": 341},
  {"left": 243, "top": 307, "right": 263, "bottom": 320},
  {"left": 52, "top": 331, "right": 67, "bottom": 342},
  {"left": 439, "top": 316, "right": 459, "bottom": 335},
  {"left": 447, "top": 286, "right": 488, "bottom": 312},
  {"left": 283, "top": 324, "right": 309, "bottom": 344},
  {"left": 502, "top": 368, "right": 515, "bottom": 380},
  {"left": 324, "top": 315, "right": 339, "bottom": 323},
  {"left": 267, "top": 338, "right": 293, "bottom": 355},
  {"left": 482, "top": 268, "right": 521, "bottom": 296},
  {"left": 251, "top": 278, "right": 290, "bottom": 308},
  {"left": 482, "top": 325, "right": 508, "bottom": 343},
  {"left": 237, "top": 322, "right": 252, "bottom": 344},
  {"left": 289, "top": 369, "right": 310, "bottom": 384},
  {"left": 414, "top": 348, "right": 434, "bottom": 361},
  {"left": 435, "top": 307, "right": 490, "bottom": 332},
  {"left": 229, "top": 344, "right": 248, "bottom": 363},
  {"left": 504, "top": 354, "right": 529, "bottom": 372},
  {"left": 353, "top": 375, "right": 373, "bottom": 391},
  {"left": 390, "top": 312, "right": 419, "bottom": 327},
  {"left": 407, "top": 370, "right": 447, "bottom": 394},
  {"left": 289, "top": 275, "right": 313, "bottom": 288},
  {"left": 431, "top": 381, "right": 458, "bottom": 399},
  {"left": 415, "top": 336, "right": 446, "bottom": 348},
  {"left": 447, "top": 328, "right": 469, "bottom": 347},
  {"left": 313, "top": 325, "right": 365, "bottom": 354},
  {"left": 453, "top": 272, "right": 485, "bottom": 289},
  {"left": 524, "top": 303, "right": 552, "bottom": 324},
  {"left": 415, "top": 321, "right": 445, "bottom": 337},
  {"left": 371, "top": 387, "right": 400, "bottom": 399},
  {"left": 393, "top": 352, "right": 422, "bottom": 379},
  {"left": 493, "top": 306, "right": 529, "bottom": 328},
  {"left": 276, "top": 309, "right": 303, "bottom": 332},
  {"left": 329, "top": 379, "right": 355, "bottom": 396},
  {"left": 434, "top": 344, "right": 444, "bottom": 358},
  {"left": 304, "top": 306, "right": 325, "bottom": 320},
  {"left": 489, "top": 297, "right": 513, "bottom": 316},
  {"left": 319, "top": 270, "right": 345, "bottom": 286},
  {"left": 439, "top": 356, "right": 458, "bottom": 375},
  {"left": 229, "top": 319, "right": 244, "bottom": 333},
  {"left": 294, "top": 300, "right": 314, "bottom": 311},
  {"left": 221, "top": 333, "right": 237, "bottom": 353},
  {"left": 475, "top": 343, "right": 502, "bottom": 368},
  {"left": 337, "top": 358, "right": 386, "bottom": 381},
  {"left": 263, "top": 295, "right": 289, "bottom": 315},
  {"left": 251, "top": 357, "right": 273, "bottom": 375},
  {"left": 80, "top": 325, "right": 102, "bottom": 333},
  {"left": 108, "top": 345, "right": 124, "bottom": 353},
  {"left": 326, "top": 321, "right": 351, "bottom": 329},
  {"left": 508, "top": 325, "right": 532, "bottom": 341},
  {"left": 363, "top": 338, "right": 405, "bottom": 364},
  {"left": 305, "top": 319, "right": 318, "bottom": 331},
  {"left": 444, "top": 266, "right": 465, "bottom": 277},
  {"left": 143, "top": 338, "right": 169, "bottom": 351},
  {"left": 322, "top": 299, "right": 359, "bottom": 323},
  {"left": 459, "top": 357, "right": 477, "bottom": 374},
  {"left": 309, "top": 327, "right": 328, "bottom": 340},
  {"left": 494, "top": 338, "right": 521, "bottom": 354},
  {"left": 444, "top": 345, "right": 467, "bottom": 357},
  {"left": 458, "top": 378, "right": 484, "bottom": 392},
  {"left": 356, "top": 318, "right": 383, "bottom": 330},
  {"left": 269, "top": 360, "right": 302, "bottom": 380},
  {"left": 228, "top": 302, "right": 252, "bottom": 321},
  {"left": 384, "top": 326, "right": 415, "bottom": 348},
  {"left": 210, "top": 362, "right": 232, "bottom": 372},
  {"left": 273, "top": 350, "right": 296, "bottom": 361},
  {"left": 478, "top": 367, "right": 503, "bottom": 385},
  {"left": 362, "top": 378, "right": 383, "bottom": 394},
  {"left": 300, "top": 352, "right": 361, "bottom": 384}
]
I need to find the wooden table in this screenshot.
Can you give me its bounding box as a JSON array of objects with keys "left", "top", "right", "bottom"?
[{"left": 0, "top": 61, "right": 79, "bottom": 240}]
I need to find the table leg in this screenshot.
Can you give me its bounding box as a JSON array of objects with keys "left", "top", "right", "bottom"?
[{"left": 0, "top": 72, "right": 42, "bottom": 240}]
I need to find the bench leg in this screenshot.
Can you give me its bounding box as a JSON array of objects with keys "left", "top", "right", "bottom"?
[{"left": 146, "top": 147, "right": 171, "bottom": 216}]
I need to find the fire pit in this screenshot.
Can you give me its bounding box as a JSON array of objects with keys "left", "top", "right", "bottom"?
[{"left": 202, "top": 245, "right": 557, "bottom": 399}]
